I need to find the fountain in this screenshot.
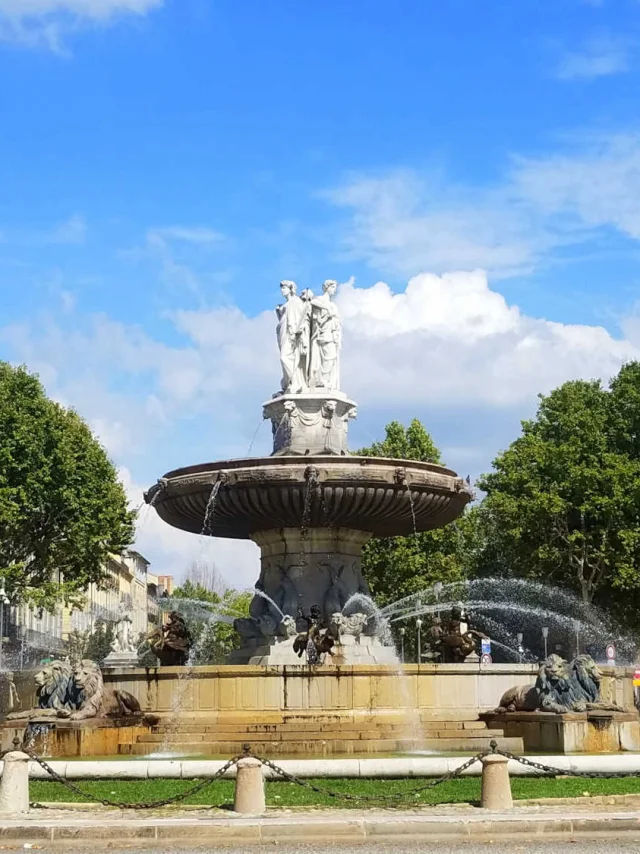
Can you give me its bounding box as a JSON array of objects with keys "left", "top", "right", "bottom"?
[{"left": 145, "top": 279, "right": 473, "bottom": 664}]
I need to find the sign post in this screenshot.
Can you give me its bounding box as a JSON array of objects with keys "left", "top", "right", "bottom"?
[
  {"left": 480, "top": 639, "right": 492, "bottom": 665},
  {"left": 606, "top": 643, "right": 616, "bottom": 667}
]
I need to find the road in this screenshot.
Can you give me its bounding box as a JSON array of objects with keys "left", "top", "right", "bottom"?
[{"left": 21, "top": 843, "right": 640, "bottom": 854}]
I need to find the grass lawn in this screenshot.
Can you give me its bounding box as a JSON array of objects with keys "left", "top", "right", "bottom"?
[{"left": 29, "top": 775, "right": 640, "bottom": 809}]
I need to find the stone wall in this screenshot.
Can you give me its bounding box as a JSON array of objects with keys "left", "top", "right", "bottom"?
[{"left": 97, "top": 663, "right": 633, "bottom": 716}]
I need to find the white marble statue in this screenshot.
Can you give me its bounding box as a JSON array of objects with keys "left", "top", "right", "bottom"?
[
  {"left": 275, "top": 281, "right": 311, "bottom": 393},
  {"left": 309, "top": 280, "right": 341, "bottom": 391},
  {"left": 113, "top": 614, "right": 136, "bottom": 654}
]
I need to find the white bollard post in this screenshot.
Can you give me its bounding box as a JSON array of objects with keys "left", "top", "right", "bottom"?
[
  {"left": 233, "top": 756, "right": 266, "bottom": 815},
  {"left": 0, "top": 749, "right": 30, "bottom": 813},
  {"left": 480, "top": 753, "right": 513, "bottom": 810}
]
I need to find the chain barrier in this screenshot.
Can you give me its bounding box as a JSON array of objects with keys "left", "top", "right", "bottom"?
[
  {"left": 495, "top": 746, "right": 640, "bottom": 779},
  {"left": 22, "top": 745, "right": 244, "bottom": 810},
  {"left": 256, "top": 749, "right": 487, "bottom": 804},
  {"left": 7, "top": 736, "right": 640, "bottom": 810}
]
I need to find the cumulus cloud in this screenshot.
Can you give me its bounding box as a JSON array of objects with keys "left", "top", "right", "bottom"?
[
  {"left": 555, "top": 36, "right": 632, "bottom": 81},
  {"left": 0, "top": 0, "right": 163, "bottom": 49},
  {"left": 327, "top": 133, "right": 640, "bottom": 278}
]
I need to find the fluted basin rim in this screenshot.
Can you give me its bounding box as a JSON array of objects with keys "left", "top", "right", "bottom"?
[{"left": 145, "top": 455, "right": 472, "bottom": 539}]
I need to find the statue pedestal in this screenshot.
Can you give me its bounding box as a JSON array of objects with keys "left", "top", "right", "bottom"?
[
  {"left": 263, "top": 392, "right": 357, "bottom": 456},
  {"left": 481, "top": 710, "right": 640, "bottom": 753},
  {"left": 104, "top": 651, "right": 138, "bottom": 669},
  {"left": 228, "top": 634, "right": 398, "bottom": 666}
]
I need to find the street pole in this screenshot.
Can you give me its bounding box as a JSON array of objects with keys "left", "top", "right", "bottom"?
[
  {"left": 542, "top": 626, "right": 549, "bottom": 660},
  {"left": 516, "top": 632, "right": 524, "bottom": 664},
  {"left": 416, "top": 619, "right": 422, "bottom": 664},
  {"left": 399, "top": 627, "right": 405, "bottom": 663}
]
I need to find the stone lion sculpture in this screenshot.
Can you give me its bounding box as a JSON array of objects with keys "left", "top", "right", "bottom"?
[
  {"left": 6, "top": 660, "right": 74, "bottom": 720},
  {"left": 496, "top": 653, "right": 624, "bottom": 714},
  {"left": 57, "top": 660, "right": 141, "bottom": 721}
]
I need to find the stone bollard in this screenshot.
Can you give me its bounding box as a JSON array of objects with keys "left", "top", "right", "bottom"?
[
  {"left": 0, "top": 750, "right": 30, "bottom": 813},
  {"left": 233, "top": 757, "right": 266, "bottom": 815},
  {"left": 480, "top": 753, "right": 513, "bottom": 810}
]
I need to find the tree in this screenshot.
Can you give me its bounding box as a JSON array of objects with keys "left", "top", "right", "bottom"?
[
  {"left": 171, "top": 579, "right": 251, "bottom": 664},
  {"left": 475, "top": 375, "right": 640, "bottom": 608},
  {"left": 0, "top": 363, "right": 136, "bottom": 610},
  {"left": 358, "top": 420, "right": 470, "bottom": 608},
  {"left": 84, "top": 619, "right": 116, "bottom": 665}
]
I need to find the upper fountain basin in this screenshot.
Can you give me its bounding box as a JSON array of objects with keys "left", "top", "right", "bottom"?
[{"left": 144, "top": 456, "right": 472, "bottom": 539}]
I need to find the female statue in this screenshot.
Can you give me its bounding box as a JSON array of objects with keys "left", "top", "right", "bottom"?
[
  {"left": 275, "top": 281, "right": 311, "bottom": 393},
  {"left": 309, "top": 280, "right": 341, "bottom": 391}
]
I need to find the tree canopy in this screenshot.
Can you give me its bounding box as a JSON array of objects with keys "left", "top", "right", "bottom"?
[
  {"left": 0, "top": 362, "right": 135, "bottom": 609},
  {"left": 475, "top": 367, "right": 640, "bottom": 612},
  {"left": 358, "top": 419, "right": 469, "bottom": 608}
]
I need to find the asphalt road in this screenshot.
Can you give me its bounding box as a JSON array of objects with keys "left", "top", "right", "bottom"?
[{"left": 21, "top": 843, "right": 640, "bottom": 854}]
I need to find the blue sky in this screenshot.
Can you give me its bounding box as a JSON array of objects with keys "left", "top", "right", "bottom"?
[{"left": 2, "top": 0, "right": 640, "bottom": 587}]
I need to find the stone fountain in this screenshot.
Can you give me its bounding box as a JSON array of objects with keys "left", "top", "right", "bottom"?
[{"left": 145, "top": 279, "right": 473, "bottom": 665}]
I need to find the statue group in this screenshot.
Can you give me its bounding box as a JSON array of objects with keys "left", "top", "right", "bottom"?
[{"left": 276, "top": 279, "right": 342, "bottom": 394}]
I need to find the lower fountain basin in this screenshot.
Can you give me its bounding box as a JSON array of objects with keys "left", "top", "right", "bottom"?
[{"left": 145, "top": 455, "right": 472, "bottom": 538}]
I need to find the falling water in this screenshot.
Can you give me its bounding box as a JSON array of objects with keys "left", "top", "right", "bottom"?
[
  {"left": 252, "top": 589, "right": 285, "bottom": 621},
  {"left": 201, "top": 476, "right": 226, "bottom": 536},
  {"left": 301, "top": 467, "right": 319, "bottom": 538},
  {"left": 247, "top": 417, "right": 267, "bottom": 456}
]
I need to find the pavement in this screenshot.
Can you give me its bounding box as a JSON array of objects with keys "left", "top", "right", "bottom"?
[
  {"left": 14, "top": 845, "right": 640, "bottom": 854},
  {"left": 1, "top": 802, "right": 640, "bottom": 847}
]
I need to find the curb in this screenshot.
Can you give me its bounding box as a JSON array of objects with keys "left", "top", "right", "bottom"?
[{"left": 1, "top": 810, "right": 640, "bottom": 845}]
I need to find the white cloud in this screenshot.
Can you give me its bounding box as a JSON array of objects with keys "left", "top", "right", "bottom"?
[
  {"left": 0, "top": 0, "right": 162, "bottom": 49},
  {"left": 48, "top": 214, "right": 86, "bottom": 245},
  {"left": 327, "top": 133, "right": 640, "bottom": 278},
  {"left": 555, "top": 37, "right": 631, "bottom": 81},
  {"left": 148, "top": 226, "right": 226, "bottom": 247}
]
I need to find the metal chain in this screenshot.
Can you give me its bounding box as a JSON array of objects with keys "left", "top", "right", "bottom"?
[
  {"left": 495, "top": 747, "right": 640, "bottom": 779},
  {"left": 22, "top": 747, "right": 244, "bottom": 809},
  {"left": 255, "top": 750, "right": 487, "bottom": 803}
]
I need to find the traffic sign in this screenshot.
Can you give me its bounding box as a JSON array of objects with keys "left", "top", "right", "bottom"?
[
  {"left": 633, "top": 669, "right": 640, "bottom": 687},
  {"left": 606, "top": 643, "right": 616, "bottom": 661},
  {"left": 480, "top": 653, "right": 492, "bottom": 665},
  {"left": 481, "top": 639, "right": 492, "bottom": 655}
]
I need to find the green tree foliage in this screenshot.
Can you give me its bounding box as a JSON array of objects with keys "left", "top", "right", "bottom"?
[
  {"left": 475, "top": 370, "right": 640, "bottom": 610},
  {"left": 172, "top": 580, "right": 251, "bottom": 664},
  {"left": 0, "top": 363, "right": 135, "bottom": 609},
  {"left": 84, "top": 620, "right": 117, "bottom": 666},
  {"left": 358, "top": 420, "right": 469, "bottom": 608}
]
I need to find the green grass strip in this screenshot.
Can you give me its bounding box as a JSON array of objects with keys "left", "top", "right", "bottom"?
[{"left": 29, "top": 775, "right": 640, "bottom": 809}]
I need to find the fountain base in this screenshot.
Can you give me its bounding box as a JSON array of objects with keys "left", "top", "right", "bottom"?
[
  {"left": 228, "top": 633, "right": 399, "bottom": 666},
  {"left": 481, "top": 710, "right": 640, "bottom": 753},
  {"left": 233, "top": 526, "right": 396, "bottom": 665}
]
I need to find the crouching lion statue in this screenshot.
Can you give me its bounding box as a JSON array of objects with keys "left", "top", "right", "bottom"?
[
  {"left": 497, "top": 653, "right": 624, "bottom": 714},
  {"left": 57, "top": 660, "right": 141, "bottom": 721},
  {"left": 6, "top": 660, "right": 75, "bottom": 720}
]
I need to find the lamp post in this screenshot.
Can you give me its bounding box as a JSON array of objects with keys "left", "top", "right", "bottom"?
[
  {"left": 0, "top": 579, "right": 10, "bottom": 671},
  {"left": 399, "top": 627, "right": 406, "bottom": 663},
  {"left": 416, "top": 618, "right": 423, "bottom": 664},
  {"left": 541, "top": 626, "right": 549, "bottom": 660},
  {"left": 516, "top": 632, "right": 524, "bottom": 664},
  {"left": 19, "top": 625, "right": 26, "bottom": 672}
]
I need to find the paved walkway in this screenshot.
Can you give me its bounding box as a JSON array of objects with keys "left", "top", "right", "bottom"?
[{"left": 1, "top": 802, "right": 639, "bottom": 846}]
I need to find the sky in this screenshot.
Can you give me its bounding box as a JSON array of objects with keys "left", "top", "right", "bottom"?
[{"left": 2, "top": 0, "right": 640, "bottom": 590}]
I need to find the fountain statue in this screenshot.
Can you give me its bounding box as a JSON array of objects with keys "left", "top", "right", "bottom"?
[
  {"left": 104, "top": 612, "right": 138, "bottom": 668},
  {"left": 145, "top": 279, "right": 473, "bottom": 664},
  {"left": 6, "top": 659, "right": 141, "bottom": 721},
  {"left": 425, "top": 605, "right": 488, "bottom": 663},
  {"left": 142, "top": 612, "right": 193, "bottom": 666},
  {"left": 496, "top": 654, "right": 625, "bottom": 715}
]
